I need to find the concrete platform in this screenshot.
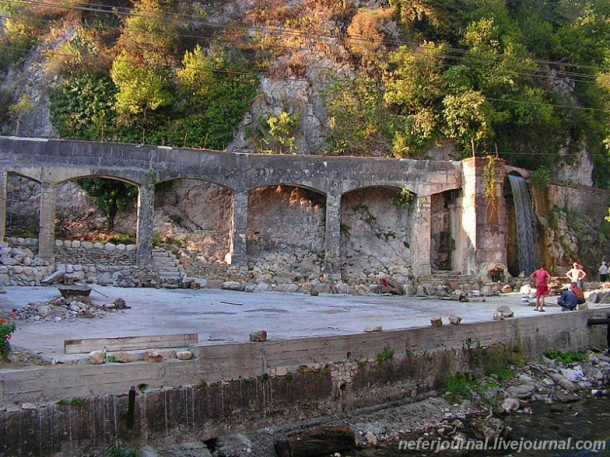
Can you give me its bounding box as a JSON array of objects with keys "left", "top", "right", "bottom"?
[{"left": 1, "top": 285, "right": 606, "bottom": 363}]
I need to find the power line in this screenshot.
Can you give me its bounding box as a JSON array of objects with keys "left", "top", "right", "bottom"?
[
  {"left": 1, "top": 3, "right": 609, "bottom": 115},
  {"left": 4, "top": 0, "right": 609, "bottom": 75},
  {"left": 2, "top": 8, "right": 606, "bottom": 87}
]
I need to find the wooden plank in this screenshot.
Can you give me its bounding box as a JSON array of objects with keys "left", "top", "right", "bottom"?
[{"left": 64, "top": 333, "right": 198, "bottom": 354}]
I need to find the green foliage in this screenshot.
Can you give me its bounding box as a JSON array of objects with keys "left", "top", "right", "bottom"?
[
  {"left": 544, "top": 349, "right": 588, "bottom": 365},
  {"left": 322, "top": 77, "right": 392, "bottom": 156},
  {"left": 0, "top": 315, "right": 16, "bottom": 362},
  {"left": 78, "top": 178, "right": 138, "bottom": 232},
  {"left": 49, "top": 73, "right": 117, "bottom": 141},
  {"left": 0, "top": 14, "right": 37, "bottom": 71},
  {"left": 530, "top": 168, "right": 550, "bottom": 188},
  {"left": 106, "top": 234, "right": 135, "bottom": 245},
  {"left": 107, "top": 448, "right": 137, "bottom": 457},
  {"left": 340, "top": 223, "right": 351, "bottom": 238},
  {"left": 111, "top": 53, "right": 175, "bottom": 121},
  {"left": 391, "top": 188, "right": 416, "bottom": 208},
  {"left": 444, "top": 372, "right": 479, "bottom": 400},
  {"left": 260, "top": 111, "right": 301, "bottom": 154},
  {"left": 376, "top": 344, "right": 395, "bottom": 368},
  {"left": 70, "top": 397, "right": 84, "bottom": 407},
  {"left": 169, "top": 214, "right": 184, "bottom": 225},
  {"left": 4, "top": 0, "right": 610, "bottom": 188}
]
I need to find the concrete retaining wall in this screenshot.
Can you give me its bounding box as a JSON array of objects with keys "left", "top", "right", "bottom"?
[{"left": 1, "top": 309, "right": 608, "bottom": 456}]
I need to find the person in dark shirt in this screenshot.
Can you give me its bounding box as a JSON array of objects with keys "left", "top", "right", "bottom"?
[{"left": 557, "top": 285, "right": 577, "bottom": 311}]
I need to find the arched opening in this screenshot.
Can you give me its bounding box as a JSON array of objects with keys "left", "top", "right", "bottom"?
[
  {"left": 340, "top": 187, "right": 413, "bottom": 284},
  {"left": 56, "top": 176, "right": 138, "bottom": 243},
  {"left": 6, "top": 174, "right": 40, "bottom": 240},
  {"left": 430, "top": 190, "right": 460, "bottom": 272},
  {"left": 247, "top": 185, "right": 325, "bottom": 283},
  {"left": 153, "top": 178, "right": 232, "bottom": 278}
]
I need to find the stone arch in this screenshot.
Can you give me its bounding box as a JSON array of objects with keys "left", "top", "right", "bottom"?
[
  {"left": 153, "top": 177, "right": 234, "bottom": 273},
  {"left": 340, "top": 186, "right": 414, "bottom": 284},
  {"left": 247, "top": 184, "right": 326, "bottom": 282}
]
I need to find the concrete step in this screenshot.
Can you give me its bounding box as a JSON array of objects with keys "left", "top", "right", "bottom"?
[{"left": 152, "top": 248, "right": 184, "bottom": 287}]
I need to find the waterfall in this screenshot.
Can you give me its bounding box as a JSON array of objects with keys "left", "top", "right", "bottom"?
[{"left": 508, "top": 175, "right": 537, "bottom": 276}]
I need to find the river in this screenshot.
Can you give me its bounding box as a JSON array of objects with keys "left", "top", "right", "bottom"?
[{"left": 350, "top": 394, "right": 610, "bottom": 457}]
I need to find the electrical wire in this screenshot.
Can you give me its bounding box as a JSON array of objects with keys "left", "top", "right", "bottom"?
[
  {"left": 4, "top": 0, "right": 609, "bottom": 75},
  {"left": 1, "top": 0, "right": 609, "bottom": 115}
]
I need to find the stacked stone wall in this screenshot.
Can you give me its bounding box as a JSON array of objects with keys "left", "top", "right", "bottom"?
[{"left": 2, "top": 237, "right": 160, "bottom": 287}]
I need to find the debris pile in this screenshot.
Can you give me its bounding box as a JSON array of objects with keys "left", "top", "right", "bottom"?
[{"left": 14, "top": 297, "right": 130, "bottom": 322}]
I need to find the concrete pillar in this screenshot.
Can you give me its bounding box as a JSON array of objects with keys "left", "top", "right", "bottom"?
[
  {"left": 228, "top": 190, "right": 248, "bottom": 267},
  {"left": 412, "top": 195, "right": 432, "bottom": 276},
  {"left": 136, "top": 184, "right": 154, "bottom": 265},
  {"left": 0, "top": 170, "right": 6, "bottom": 241},
  {"left": 460, "top": 157, "right": 508, "bottom": 277},
  {"left": 324, "top": 192, "right": 342, "bottom": 278},
  {"left": 38, "top": 181, "right": 57, "bottom": 262}
]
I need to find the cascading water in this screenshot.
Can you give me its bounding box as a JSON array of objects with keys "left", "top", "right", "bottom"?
[{"left": 508, "top": 175, "right": 537, "bottom": 276}]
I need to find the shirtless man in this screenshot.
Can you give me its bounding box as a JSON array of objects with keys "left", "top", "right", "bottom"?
[{"left": 566, "top": 262, "right": 587, "bottom": 289}]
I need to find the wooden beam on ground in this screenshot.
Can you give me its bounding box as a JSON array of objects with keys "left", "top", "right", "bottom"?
[{"left": 64, "top": 333, "right": 199, "bottom": 354}]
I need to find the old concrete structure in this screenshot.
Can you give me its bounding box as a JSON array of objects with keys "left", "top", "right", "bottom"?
[{"left": 0, "top": 136, "right": 512, "bottom": 280}]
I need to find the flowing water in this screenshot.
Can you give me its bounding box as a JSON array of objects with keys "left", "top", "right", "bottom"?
[
  {"left": 350, "top": 394, "right": 610, "bottom": 457},
  {"left": 508, "top": 174, "right": 537, "bottom": 276}
]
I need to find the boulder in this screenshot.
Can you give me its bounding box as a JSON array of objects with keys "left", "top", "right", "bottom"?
[
  {"left": 114, "top": 352, "right": 136, "bottom": 363},
  {"left": 176, "top": 350, "right": 193, "bottom": 360},
  {"left": 496, "top": 305, "right": 514, "bottom": 318},
  {"left": 88, "top": 350, "right": 105, "bottom": 365},
  {"left": 145, "top": 350, "right": 163, "bottom": 362},
  {"left": 449, "top": 314, "right": 462, "bottom": 325},
  {"left": 250, "top": 330, "right": 268, "bottom": 342},
  {"left": 501, "top": 397, "right": 520, "bottom": 413}
]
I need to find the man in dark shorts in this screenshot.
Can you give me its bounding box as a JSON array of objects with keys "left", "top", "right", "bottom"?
[{"left": 530, "top": 264, "right": 551, "bottom": 312}]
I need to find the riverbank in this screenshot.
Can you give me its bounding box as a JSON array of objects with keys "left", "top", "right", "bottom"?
[{"left": 205, "top": 349, "right": 610, "bottom": 457}]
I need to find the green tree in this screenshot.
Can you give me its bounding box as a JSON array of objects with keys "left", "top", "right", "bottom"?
[
  {"left": 260, "top": 111, "right": 301, "bottom": 154},
  {"left": 384, "top": 42, "right": 447, "bottom": 156},
  {"left": 49, "top": 73, "right": 117, "bottom": 140},
  {"left": 323, "top": 77, "right": 392, "bottom": 156},
  {"left": 110, "top": 53, "right": 175, "bottom": 121},
  {"left": 78, "top": 178, "right": 138, "bottom": 232},
  {"left": 442, "top": 90, "right": 495, "bottom": 154}
]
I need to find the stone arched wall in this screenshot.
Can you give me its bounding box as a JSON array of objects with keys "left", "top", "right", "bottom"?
[
  {"left": 246, "top": 185, "right": 326, "bottom": 282},
  {"left": 340, "top": 187, "right": 413, "bottom": 284}
]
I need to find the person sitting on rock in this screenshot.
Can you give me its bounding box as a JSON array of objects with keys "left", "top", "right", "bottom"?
[
  {"left": 557, "top": 285, "right": 577, "bottom": 311},
  {"left": 571, "top": 282, "right": 586, "bottom": 306}
]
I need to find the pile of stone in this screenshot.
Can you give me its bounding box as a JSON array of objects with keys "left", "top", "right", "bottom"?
[
  {"left": 0, "top": 242, "right": 53, "bottom": 286},
  {"left": 13, "top": 297, "right": 129, "bottom": 322}
]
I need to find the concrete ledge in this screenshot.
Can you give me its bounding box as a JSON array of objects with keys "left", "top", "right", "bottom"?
[{"left": 1, "top": 309, "right": 607, "bottom": 404}]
